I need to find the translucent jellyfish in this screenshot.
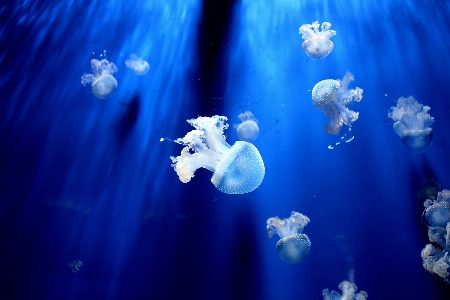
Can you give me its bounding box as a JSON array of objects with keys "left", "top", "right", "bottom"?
[
  {"left": 323, "top": 280, "right": 368, "bottom": 300},
  {"left": 312, "top": 71, "right": 363, "bottom": 135},
  {"left": 81, "top": 59, "right": 118, "bottom": 99},
  {"left": 421, "top": 189, "right": 450, "bottom": 284},
  {"left": 388, "top": 96, "right": 434, "bottom": 153},
  {"left": 235, "top": 111, "right": 259, "bottom": 142},
  {"left": 68, "top": 260, "right": 83, "bottom": 273},
  {"left": 166, "top": 115, "right": 265, "bottom": 194},
  {"left": 125, "top": 54, "right": 150, "bottom": 75},
  {"left": 299, "top": 21, "right": 336, "bottom": 59},
  {"left": 266, "top": 211, "right": 311, "bottom": 264}
]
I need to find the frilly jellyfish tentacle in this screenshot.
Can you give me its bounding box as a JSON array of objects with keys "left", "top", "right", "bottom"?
[
  {"left": 322, "top": 281, "right": 368, "bottom": 300},
  {"left": 299, "top": 21, "right": 336, "bottom": 59},
  {"left": 167, "top": 115, "right": 265, "bottom": 194},
  {"left": 266, "top": 211, "right": 311, "bottom": 264}
]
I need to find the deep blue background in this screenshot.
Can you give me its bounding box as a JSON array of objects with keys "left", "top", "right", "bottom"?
[{"left": 1, "top": 0, "right": 450, "bottom": 299}]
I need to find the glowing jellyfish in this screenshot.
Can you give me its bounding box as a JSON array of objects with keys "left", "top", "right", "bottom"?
[
  {"left": 388, "top": 96, "right": 434, "bottom": 153},
  {"left": 266, "top": 211, "right": 311, "bottom": 264},
  {"left": 81, "top": 59, "right": 118, "bottom": 99},
  {"left": 299, "top": 21, "right": 336, "bottom": 59},
  {"left": 125, "top": 54, "right": 150, "bottom": 75},
  {"left": 323, "top": 281, "right": 368, "bottom": 300},
  {"left": 166, "top": 115, "right": 265, "bottom": 194},
  {"left": 421, "top": 189, "right": 450, "bottom": 285},
  {"left": 235, "top": 111, "right": 259, "bottom": 142},
  {"left": 312, "top": 71, "right": 363, "bottom": 135}
]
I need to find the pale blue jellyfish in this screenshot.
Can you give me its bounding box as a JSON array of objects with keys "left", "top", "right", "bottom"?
[
  {"left": 166, "top": 115, "right": 265, "bottom": 194},
  {"left": 81, "top": 59, "right": 118, "bottom": 99},
  {"left": 299, "top": 21, "right": 336, "bottom": 59},
  {"left": 266, "top": 211, "right": 311, "bottom": 264},
  {"left": 421, "top": 189, "right": 450, "bottom": 284},
  {"left": 312, "top": 72, "right": 363, "bottom": 134},
  {"left": 125, "top": 54, "right": 150, "bottom": 75},
  {"left": 235, "top": 111, "right": 259, "bottom": 142},
  {"left": 388, "top": 96, "right": 434, "bottom": 153},
  {"left": 323, "top": 281, "right": 368, "bottom": 300}
]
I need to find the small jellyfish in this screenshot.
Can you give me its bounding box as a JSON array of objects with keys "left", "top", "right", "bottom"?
[
  {"left": 81, "top": 59, "right": 118, "bottom": 99},
  {"left": 299, "top": 21, "right": 336, "bottom": 59},
  {"left": 266, "top": 211, "right": 311, "bottom": 264},
  {"left": 235, "top": 111, "right": 259, "bottom": 142},
  {"left": 312, "top": 71, "right": 363, "bottom": 135},
  {"left": 68, "top": 260, "right": 83, "bottom": 273},
  {"left": 125, "top": 54, "right": 150, "bottom": 75},
  {"left": 322, "top": 280, "right": 368, "bottom": 300},
  {"left": 166, "top": 115, "right": 265, "bottom": 194},
  {"left": 388, "top": 96, "right": 434, "bottom": 153}
]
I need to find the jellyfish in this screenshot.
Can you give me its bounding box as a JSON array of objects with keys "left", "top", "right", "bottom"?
[
  {"left": 81, "top": 59, "right": 118, "bottom": 99},
  {"left": 312, "top": 71, "right": 363, "bottom": 135},
  {"left": 322, "top": 281, "right": 368, "bottom": 300},
  {"left": 235, "top": 111, "right": 259, "bottom": 142},
  {"left": 299, "top": 21, "right": 336, "bottom": 59},
  {"left": 165, "top": 115, "right": 265, "bottom": 194},
  {"left": 68, "top": 260, "right": 83, "bottom": 273},
  {"left": 421, "top": 189, "right": 450, "bottom": 284},
  {"left": 125, "top": 54, "right": 150, "bottom": 75},
  {"left": 388, "top": 96, "right": 434, "bottom": 153},
  {"left": 266, "top": 211, "right": 311, "bottom": 264}
]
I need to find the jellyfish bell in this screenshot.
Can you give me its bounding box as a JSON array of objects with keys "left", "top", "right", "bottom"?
[
  {"left": 91, "top": 75, "right": 118, "bottom": 99},
  {"left": 299, "top": 21, "right": 336, "bottom": 59},
  {"left": 165, "top": 115, "right": 265, "bottom": 194},
  {"left": 398, "top": 126, "right": 433, "bottom": 154},
  {"left": 312, "top": 79, "right": 340, "bottom": 107},
  {"left": 424, "top": 202, "right": 450, "bottom": 227},
  {"left": 125, "top": 54, "right": 150, "bottom": 75},
  {"left": 236, "top": 120, "right": 259, "bottom": 142},
  {"left": 276, "top": 233, "right": 311, "bottom": 264}
]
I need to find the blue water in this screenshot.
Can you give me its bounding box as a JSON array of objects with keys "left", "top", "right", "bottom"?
[{"left": 1, "top": 0, "right": 450, "bottom": 299}]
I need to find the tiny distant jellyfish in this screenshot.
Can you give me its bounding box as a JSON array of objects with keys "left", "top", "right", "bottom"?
[
  {"left": 163, "top": 115, "right": 265, "bottom": 194},
  {"left": 235, "top": 111, "right": 259, "bottom": 142},
  {"left": 81, "top": 59, "right": 118, "bottom": 99},
  {"left": 322, "top": 280, "right": 368, "bottom": 300},
  {"left": 68, "top": 260, "right": 83, "bottom": 273},
  {"left": 125, "top": 54, "right": 150, "bottom": 75},
  {"left": 312, "top": 71, "right": 363, "bottom": 135},
  {"left": 299, "top": 21, "right": 336, "bottom": 59},
  {"left": 266, "top": 211, "right": 311, "bottom": 264},
  {"left": 388, "top": 96, "right": 434, "bottom": 153}
]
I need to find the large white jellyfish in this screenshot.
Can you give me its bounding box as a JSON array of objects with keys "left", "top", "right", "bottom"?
[
  {"left": 312, "top": 71, "right": 363, "bottom": 135},
  {"left": 166, "top": 116, "right": 265, "bottom": 194},
  {"left": 125, "top": 54, "right": 150, "bottom": 75},
  {"left": 421, "top": 189, "right": 450, "bottom": 284},
  {"left": 323, "top": 280, "right": 368, "bottom": 300},
  {"left": 266, "top": 211, "right": 311, "bottom": 264},
  {"left": 388, "top": 96, "right": 434, "bottom": 153},
  {"left": 235, "top": 111, "right": 259, "bottom": 142},
  {"left": 81, "top": 59, "right": 118, "bottom": 99},
  {"left": 299, "top": 21, "right": 336, "bottom": 59}
]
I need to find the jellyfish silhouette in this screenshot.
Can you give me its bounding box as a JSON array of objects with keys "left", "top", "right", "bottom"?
[
  {"left": 235, "top": 111, "right": 259, "bottom": 142},
  {"left": 266, "top": 211, "right": 311, "bottom": 264},
  {"left": 312, "top": 71, "right": 363, "bottom": 135},
  {"left": 165, "top": 115, "right": 265, "bottom": 194},
  {"left": 299, "top": 21, "right": 336, "bottom": 59},
  {"left": 323, "top": 280, "right": 368, "bottom": 300},
  {"left": 125, "top": 54, "right": 150, "bottom": 75},
  {"left": 388, "top": 96, "right": 434, "bottom": 153},
  {"left": 81, "top": 59, "right": 118, "bottom": 99},
  {"left": 421, "top": 189, "right": 450, "bottom": 284}
]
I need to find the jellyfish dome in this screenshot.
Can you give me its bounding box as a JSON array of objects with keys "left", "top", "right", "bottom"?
[
  {"left": 388, "top": 96, "right": 434, "bottom": 153},
  {"left": 323, "top": 280, "right": 368, "bottom": 300},
  {"left": 235, "top": 111, "right": 259, "bottom": 142},
  {"left": 423, "top": 189, "right": 450, "bottom": 228},
  {"left": 299, "top": 21, "right": 336, "bottom": 59},
  {"left": 266, "top": 211, "right": 311, "bottom": 264},
  {"left": 167, "top": 115, "right": 265, "bottom": 194},
  {"left": 312, "top": 71, "right": 363, "bottom": 134},
  {"left": 125, "top": 54, "right": 150, "bottom": 75},
  {"left": 81, "top": 59, "right": 118, "bottom": 99}
]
